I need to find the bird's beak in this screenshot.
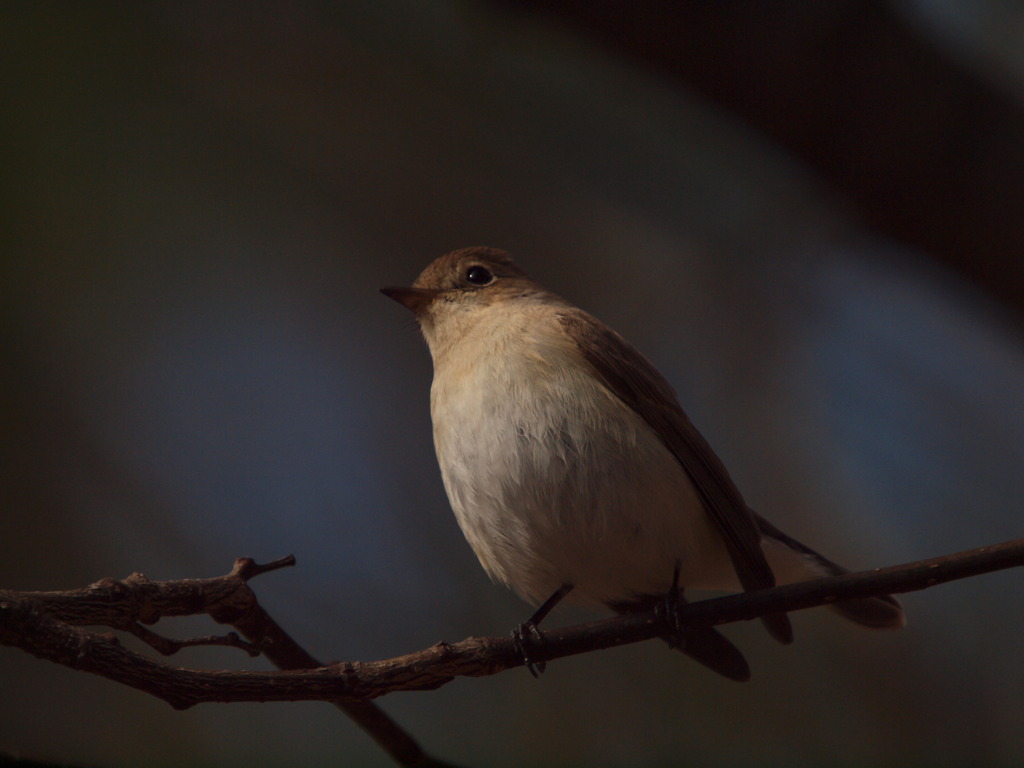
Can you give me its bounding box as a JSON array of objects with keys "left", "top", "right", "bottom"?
[{"left": 380, "top": 286, "right": 440, "bottom": 314}]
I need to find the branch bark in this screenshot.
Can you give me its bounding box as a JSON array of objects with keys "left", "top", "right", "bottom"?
[
  {"left": 2, "top": 539, "right": 1021, "bottom": 712},
  {"left": 0, "top": 557, "right": 454, "bottom": 768}
]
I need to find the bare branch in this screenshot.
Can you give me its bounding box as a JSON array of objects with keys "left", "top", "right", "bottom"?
[
  {"left": 126, "top": 623, "right": 261, "bottom": 657},
  {"left": 2, "top": 538, "right": 1021, "bottom": 711},
  {"left": 0, "top": 556, "right": 450, "bottom": 768}
]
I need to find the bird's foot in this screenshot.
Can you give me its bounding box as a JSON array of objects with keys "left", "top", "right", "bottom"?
[
  {"left": 657, "top": 561, "right": 687, "bottom": 649},
  {"left": 511, "top": 621, "right": 547, "bottom": 678},
  {"left": 511, "top": 583, "right": 573, "bottom": 678}
]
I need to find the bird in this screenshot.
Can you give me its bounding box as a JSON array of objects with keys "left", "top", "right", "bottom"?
[{"left": 381, "top": 246, "right": 905, "bottom": 681}]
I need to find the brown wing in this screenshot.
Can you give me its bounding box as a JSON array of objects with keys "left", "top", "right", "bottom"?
[{"left": 558, "top": 310, "right": 792, "bottom": 644}]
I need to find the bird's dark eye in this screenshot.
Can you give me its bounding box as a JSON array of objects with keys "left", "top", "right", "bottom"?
[{"left": 465, "top": 265, "right": 493, "bottom": 285}]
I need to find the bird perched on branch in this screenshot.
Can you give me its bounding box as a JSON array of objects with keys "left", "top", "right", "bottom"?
[{"left": 383, "top": 247, "right": 904, "bottom": 681}]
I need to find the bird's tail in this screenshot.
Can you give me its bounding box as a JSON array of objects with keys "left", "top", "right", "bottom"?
[
  {"left": 754, "top": 512, "right": 906, "bottom": 630},
  {"left": 610, "top": 594, "right": 753, "bottom": 681},
  {"left": 674, "top": 625, "right": 751, "bottom": 681}
]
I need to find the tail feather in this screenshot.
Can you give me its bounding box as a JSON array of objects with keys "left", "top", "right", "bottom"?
[
  {"left": 761, "top": 611, "right": 794, "bottom": 644},
  {"left": 754, "top": 511, "right": 906, "bottom": 630},
  {"left": 675, "top": 625, "right": 751, "bottom": 682},
  {"left": 610, "top": 597, "right": 751, "bottom": 682},
  {"left": 830, "top": 589, "right": 905, "bottom": 629}
]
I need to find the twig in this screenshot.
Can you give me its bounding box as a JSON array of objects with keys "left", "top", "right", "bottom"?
[{"left": 127, "top": 623, "right": 261, "bottom": 657}]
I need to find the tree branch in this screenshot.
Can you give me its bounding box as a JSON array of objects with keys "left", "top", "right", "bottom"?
[
  {"left": 0, "top": 556, "right": 454, "bottom": 768},
  {"left": 3, "top": 539, "right": 1022, "bottom": 713}
]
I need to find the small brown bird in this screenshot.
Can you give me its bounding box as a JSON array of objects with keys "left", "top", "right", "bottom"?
[{"left": 383, "top": 247, "right": 905, "bottom": 681}]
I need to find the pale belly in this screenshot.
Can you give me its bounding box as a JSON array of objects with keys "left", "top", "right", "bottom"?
[{"left": 431, "top": 362, "right": 738, "bottom": 609}]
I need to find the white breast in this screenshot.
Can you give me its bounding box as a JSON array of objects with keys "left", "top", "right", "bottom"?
[{"left": 426, "top": 301, "right": 736, "bottom": 609}]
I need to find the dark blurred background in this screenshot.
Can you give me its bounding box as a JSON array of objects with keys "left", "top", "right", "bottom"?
[{"left": 2, "top": 2, "right": 1023, "bottom": 766}]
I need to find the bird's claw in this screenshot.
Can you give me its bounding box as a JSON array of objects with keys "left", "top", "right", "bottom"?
[
  {"left": 656, "top": 592, "right": 687, "bottom": 650},
  {"left": 658, "top": 561, "right": 687, "bottom": 649},
  {"left": 511, "top": 621, "right": 547, "bottom": 677}
]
